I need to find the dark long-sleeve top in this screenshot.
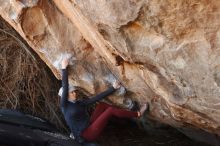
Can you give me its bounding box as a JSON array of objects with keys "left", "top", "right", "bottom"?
[{"left": 60, "top": 69, "right": 116, "bottom": 143}]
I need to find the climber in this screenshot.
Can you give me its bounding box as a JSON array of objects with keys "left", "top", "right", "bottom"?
[{"left": 58, "top": 58, "right": 148, "bottom": 145}]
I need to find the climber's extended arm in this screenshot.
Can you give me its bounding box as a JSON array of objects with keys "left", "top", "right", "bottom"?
[
  {"left": 82, "top": 86, "right": 116, "bottom": 105},
  {"left": 83, "top": 80, "right": 121, "bottom": 105},
  {"left": 60, "top": 59, "right": 69, "bottom": 108}
]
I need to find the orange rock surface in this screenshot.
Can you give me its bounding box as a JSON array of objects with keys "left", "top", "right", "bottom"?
[{"left": 1, "top": 0, "right": 220, "bottom": 142}]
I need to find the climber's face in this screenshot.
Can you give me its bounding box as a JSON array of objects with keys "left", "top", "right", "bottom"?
[{"left": 68, "top": 91, "right": 76, "bottom": 101}]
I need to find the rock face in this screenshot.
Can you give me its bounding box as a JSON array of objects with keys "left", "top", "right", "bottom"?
[{"left": 1, "top": 0, "right": 220, "bottom": 143}]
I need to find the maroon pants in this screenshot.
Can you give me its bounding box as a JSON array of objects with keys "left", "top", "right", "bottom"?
[{"left": 81, "top": 102, "right": 138, "bottom": 141}]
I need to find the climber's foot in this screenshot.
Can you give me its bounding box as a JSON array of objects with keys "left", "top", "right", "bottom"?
[{"left": 138, "top": 103, "right": 149, "bottom": 117}]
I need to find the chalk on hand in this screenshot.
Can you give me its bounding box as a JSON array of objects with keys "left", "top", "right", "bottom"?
[
  {"left": 53, "top": 53, "right": 76, "bottom": 69},
  {"left": 115, "top": 86, "right": 126, "bottom": 96},
  {"left": 104, "top": 74, "right": 126, "bottom": 96}
]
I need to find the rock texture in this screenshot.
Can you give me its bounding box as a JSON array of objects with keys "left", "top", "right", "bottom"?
[{"left": 1, "top": 0, "right": 220, "bottom": 144}]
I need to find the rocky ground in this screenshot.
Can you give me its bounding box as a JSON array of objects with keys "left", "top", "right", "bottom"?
[{"left": 98, "top": 118, "right": 210, "bottom": 146}]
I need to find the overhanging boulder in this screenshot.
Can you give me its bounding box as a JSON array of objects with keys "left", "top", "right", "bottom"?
[{"left": 1, "top": 0, "right": 220, "bottom": 144}]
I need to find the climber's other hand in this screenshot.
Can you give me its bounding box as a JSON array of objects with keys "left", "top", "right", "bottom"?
[
  {"left": 61, "top": 58, "right": 69, "bottom": 69},
  {"left": 113, "top": 80, "right": 121, "bottom": 89}
]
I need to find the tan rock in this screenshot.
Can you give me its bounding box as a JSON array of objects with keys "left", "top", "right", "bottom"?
[{"left": 1, "top": 0, "right": 220, "bottom": 143}]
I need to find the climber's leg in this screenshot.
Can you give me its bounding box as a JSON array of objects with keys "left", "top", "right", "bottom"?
[
  {"left": 90, "top": 102, "right": 112, "bottom": 123},
  {"left": 81, "top": 106, "right": 138, "bottom": 141}
]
